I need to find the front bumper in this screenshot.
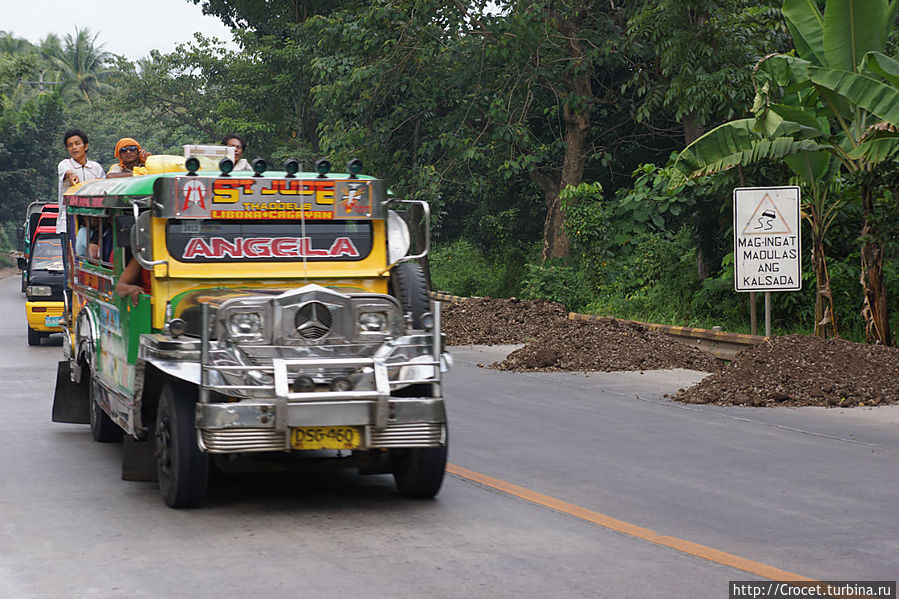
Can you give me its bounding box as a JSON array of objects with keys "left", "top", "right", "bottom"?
[
  {"left": 25, "top": 301, "right": 64, "bottom": 332},
  {"left": 196, "top": 396, "right": 446, "bottom": 453}
]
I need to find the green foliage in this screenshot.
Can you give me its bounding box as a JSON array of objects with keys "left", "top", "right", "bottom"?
[
  {"left": 429, "top": 238, "right": 526, "bottom": 299},
  {"left": 583, "top": 228, "right": 701, "bottom": 323},
  {"left": 519, "top": 260, "right": 594, "bottom": 313}
]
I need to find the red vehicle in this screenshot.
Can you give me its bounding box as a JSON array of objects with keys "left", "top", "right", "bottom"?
[{"left": 18, "top": 203, "right": 59, "bottom": 292}]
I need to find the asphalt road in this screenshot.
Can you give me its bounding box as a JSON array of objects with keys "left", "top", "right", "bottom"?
[{"left": 1, "top": 275, "right": 896, "bottom": 598}]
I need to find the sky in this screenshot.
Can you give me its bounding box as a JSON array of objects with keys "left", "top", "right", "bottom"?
[{"left": 1, "top": 0, "right": 238, "bottom": 60}]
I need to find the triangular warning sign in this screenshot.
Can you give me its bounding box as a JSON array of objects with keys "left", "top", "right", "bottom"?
[{"left": 741, "top": 193, "right": 792, "bottom": 235}]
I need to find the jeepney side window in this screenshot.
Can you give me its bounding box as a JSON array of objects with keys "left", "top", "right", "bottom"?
[
  {"left": 98, "top": 218, "right": 113, "bottom": 267},
  {"left": 77, "top": 216, "right": 113, "bottom": 270},
  {"left": 75, "top": 217, "right": 88, "bottom": 258}
]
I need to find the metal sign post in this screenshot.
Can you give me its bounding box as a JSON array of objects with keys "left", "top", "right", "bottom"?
[{"left": 733, "top": 186, "right": 801, "bottom": 337}]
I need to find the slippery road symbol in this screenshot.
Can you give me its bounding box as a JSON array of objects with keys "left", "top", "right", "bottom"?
[
  {"left": 741, "top": 194, "right": 792, "bottom": 236},
  {"left": 756, "top": 209, "right": 777, "bottom": 231}
]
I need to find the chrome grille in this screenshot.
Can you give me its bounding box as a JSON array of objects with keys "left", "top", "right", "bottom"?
[
  {"left": 294, "top": 302, "right": 333, "bottom": 339},
  {"left": 369, "top": 423, "right": 444, "bottom": 448},
  {"left": 201, "top": 428, "right": 285, "bottom": 453}
]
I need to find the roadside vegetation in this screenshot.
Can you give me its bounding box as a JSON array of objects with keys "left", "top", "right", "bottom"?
[{"left": 1, "top": 0, "right": 898, "bottom": 343}]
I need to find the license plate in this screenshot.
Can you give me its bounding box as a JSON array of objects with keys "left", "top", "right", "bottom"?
[
  {"left": 291, "top": 426, "right": 361, "bottom": 450},
  {"left": 45, "top": 316, "right": 61, "bottom": 327}
]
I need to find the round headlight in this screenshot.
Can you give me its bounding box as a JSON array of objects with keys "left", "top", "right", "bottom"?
[
  {"left": 169, "top": 318, "right": 187, "bottom": 337},
  {"left": 359, "top": 312, "right": 387, "bottom": 332},
  {"left": 229, "top": 312, "right": 263, "bottom": 337}
]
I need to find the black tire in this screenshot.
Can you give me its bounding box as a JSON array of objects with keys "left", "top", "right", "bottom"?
[
  {"left": 390, "top": 262, "right": 430, "bottom": 328},
  {"left": 27, "top": 326, "right": 41, "bottom": 346},
  {"left": 392, "top": 442, "right": 447, "bottom": 499},
  {"left": 89, "top": 374, "right": 123, "bottom": 443},
  {"left": 21, "top": 272, "right": 26, "bottom": 293},
  {"left": 155, "top": 383, "right": 208, "bottom": 508}
]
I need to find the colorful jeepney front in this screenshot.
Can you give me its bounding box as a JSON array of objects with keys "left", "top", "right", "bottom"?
[{"left": 62, "top": 169, "right": 447, "bottom": 465}]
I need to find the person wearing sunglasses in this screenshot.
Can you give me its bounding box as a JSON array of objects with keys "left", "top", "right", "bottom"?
[{"left": 108, "top": 137, "right": 152, "bottom": 177}]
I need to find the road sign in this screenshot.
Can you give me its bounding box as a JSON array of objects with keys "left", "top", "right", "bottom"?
[{"left": 733, "top": 186, "right": 801, "bottom": 292}]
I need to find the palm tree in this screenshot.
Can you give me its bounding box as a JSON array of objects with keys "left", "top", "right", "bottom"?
[
  {"left": 670, "top": 0, "right": 899, "bottom": 345},
  {"left": 43, "top": 27, "right": 114, "bottom": 105}
]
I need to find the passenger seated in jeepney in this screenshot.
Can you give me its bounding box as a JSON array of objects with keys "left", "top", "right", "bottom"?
[
  {"left": 75, "top": 218, "right": 99, "bottom": 260},
  {"left": 115, "top": 253, "right": 150, "bottom": 305},
  {"left": 107, "top": 138, "right": 152, "bottom": 178},
  {"left": 74, "top": 217, "right": 113, "bottom": 264}
]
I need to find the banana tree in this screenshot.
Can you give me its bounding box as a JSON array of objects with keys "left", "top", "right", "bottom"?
[{"left": 671, "top": 0, "right": 899, "bottom": 344}]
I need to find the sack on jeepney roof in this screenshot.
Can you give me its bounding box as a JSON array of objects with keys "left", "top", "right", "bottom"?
[{"left": 139, "top": 154, "right": 231, "bottom": 175}]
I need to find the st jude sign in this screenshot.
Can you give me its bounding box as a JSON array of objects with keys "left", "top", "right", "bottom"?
[{"left": 733, "top": 186, "right": 801, "bottom": 292}]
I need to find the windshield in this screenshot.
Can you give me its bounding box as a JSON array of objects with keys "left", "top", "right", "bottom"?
[
  {"left": 166, "top": 220, "right": 373, "bottom": 263},
  {"left": 31, "top": 237, "right": 64, "bottom": 271}
]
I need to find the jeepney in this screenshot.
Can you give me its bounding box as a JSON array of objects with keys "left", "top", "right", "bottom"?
[
  {"left": 18, "top": 201, "right": 58, "bottom": 292},
  {"left": 20, "top": 230, "right": 65, "bottom": 345},
  {"left": 53, "top": 154, "right": 450, "bottom": 508}
]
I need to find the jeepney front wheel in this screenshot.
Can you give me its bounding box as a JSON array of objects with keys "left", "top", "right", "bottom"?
[
  {"left": 391, "top": 444, "right": 447, "bottom": 499},
  {"left": 155, "top": 383, "right": 208, "bottom": 508},
  {"left": 89, "top": 374, "right": 123, "bottom": 443},
  {"left": 390, "top": 262, "right": 430, "bottom": 329}
]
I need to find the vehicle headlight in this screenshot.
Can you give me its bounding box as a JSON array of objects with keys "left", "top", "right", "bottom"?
[
  {"left": 228, "top": 311, "right": 264, "bottom": 341},
  {"left": 27, "top": 285, "right": 52, "bottom": 296},
  {"left": 359, "top": 311, "right": 388, "bottom": 332}
]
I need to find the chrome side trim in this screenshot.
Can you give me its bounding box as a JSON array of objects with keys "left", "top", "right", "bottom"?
[
  {"left": 200, "top": 428, "right": 285, "bottom": 453},
  {"left": 369, "top": 423, "right": 445, "bottom": 448}
]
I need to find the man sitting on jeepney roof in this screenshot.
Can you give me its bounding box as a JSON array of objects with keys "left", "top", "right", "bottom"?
[
  {"left": 107, "top": 137, "right": 152, "bottom": 178},
  {"left": 57, "top": 128, "right": 105, "bottom": 234}
]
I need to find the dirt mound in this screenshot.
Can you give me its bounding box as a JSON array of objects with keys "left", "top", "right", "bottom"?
[
  {"left": 494, "top": 318, "right": 721, "bottom": 372},
  {"left": 441, "top": 297, "right": 899, "bottom": 407},
  {"left": 674, "top": 335, "right": 899, "bottom": 407},
  {"left": 441, "top": 297, "right": 720, "bottom": 373},
  {"left": 442, "top": 297, "right": 570, "bottom": 345}
]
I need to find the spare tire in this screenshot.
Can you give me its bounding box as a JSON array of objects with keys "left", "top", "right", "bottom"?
[{"left": 390, "top": 262, "right": 430, "bottom": 329}]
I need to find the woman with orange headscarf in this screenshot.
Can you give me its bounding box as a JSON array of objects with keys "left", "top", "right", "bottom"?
[{"left": 107, "top": 137, "right": 151, "bottom": 177}]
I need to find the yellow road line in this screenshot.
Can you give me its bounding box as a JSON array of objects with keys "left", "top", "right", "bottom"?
[{"left": 447, "top": 463, "right": 814, "bottom": 582}]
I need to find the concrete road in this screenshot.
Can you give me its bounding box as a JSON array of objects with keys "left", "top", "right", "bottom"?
[{"left": 1, "top": 276, "right": 896, "bottom": 598}]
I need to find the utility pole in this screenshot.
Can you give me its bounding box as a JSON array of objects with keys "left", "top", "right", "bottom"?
[{"left": 21, "top": 69, "right": 61, "bottom": 92}]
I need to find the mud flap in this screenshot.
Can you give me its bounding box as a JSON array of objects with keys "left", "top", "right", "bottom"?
[
  {"left": 122, "top": 435, "right": 158, "bottom": 482},
  {"left": 51, "top": 360, "right": 89, "bottom": 424}
]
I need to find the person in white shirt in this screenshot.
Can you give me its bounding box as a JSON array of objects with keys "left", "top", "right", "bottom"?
[
  {"left": 57, "top": 128, "right": 105, "bottom": 233},
  {"left": 222, "top": 133, "right": 251, "bottom": 171}
]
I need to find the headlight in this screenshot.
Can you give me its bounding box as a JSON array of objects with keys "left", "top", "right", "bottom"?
[
  {"left": 228, "top": 311, "right": 264, "bottom": 341},
  {"left": 27, "top": 285, "right": 52, "bottom": 296},
  {"left": 359, "top": 311, "right": 388, "bottom": 332}
]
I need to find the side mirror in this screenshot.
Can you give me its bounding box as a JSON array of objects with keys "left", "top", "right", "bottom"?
[
  {"left": 17, "top": 257, "right": 27, "bottom": 270},
  {"left": 130, "top": 211, "right": 153, "bottom": 261},
  {"left": 386, "top": 210, "right": 411, "bottom": 264}
]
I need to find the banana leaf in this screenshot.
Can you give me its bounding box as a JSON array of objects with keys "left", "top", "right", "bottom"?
[
  {"left": 823, "top": 0, "right": 893, "bottom": 72},
  {"left": 671, "top": 118, "right": 829, "bottom": 189},
  {"left": 808, "top": 65, "right": 899, "bottom": 127},
  {"left": 846, "top": 135, "right": 899, "bottom": 162},
  {"left": 860, "top": 51, "right": 899, "bottom": 88},
  {"left": 785, "top": 149, "right": 832, "bottom": 183},
  {"left": 782, "top": 0, "right": 826, "bottom": 66}
]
